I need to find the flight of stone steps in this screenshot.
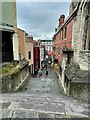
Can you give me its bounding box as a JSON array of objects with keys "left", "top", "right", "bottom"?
[{"left": 0, "top": 93, "right": 89, "bottom": 119}]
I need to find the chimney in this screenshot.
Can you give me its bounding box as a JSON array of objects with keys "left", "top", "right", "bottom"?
[{"left": 59, "top": 14, "right": 65, "bottom": 27}]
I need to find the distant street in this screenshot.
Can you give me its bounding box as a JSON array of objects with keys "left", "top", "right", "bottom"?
[{"left": 0, "top": 65, "right": 89, "bottom": 119}]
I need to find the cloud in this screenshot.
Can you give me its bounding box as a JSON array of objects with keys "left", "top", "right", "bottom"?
[
  {"left": 16, "top": 0, "right": 71, "bottom": 2},
  {"left": 16, "top": 2, "right": 70, "bottom": 39}
]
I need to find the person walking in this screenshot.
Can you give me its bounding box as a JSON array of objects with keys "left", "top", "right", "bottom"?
[
  {"left": 45, "top": 65, "right": 48, "bottom": 76},
  {"left": 38, "top": 69, "right": 42, "bottom": 78},
  {"left": 46, "top": 70, "right": 48, "bottom": 75}
]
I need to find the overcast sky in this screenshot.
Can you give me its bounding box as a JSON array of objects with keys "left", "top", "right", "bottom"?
[{"left": 16, "top": 1, "right": 70, "bottom": 40}]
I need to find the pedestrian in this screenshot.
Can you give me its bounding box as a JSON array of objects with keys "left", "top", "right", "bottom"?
[
  {"left": 46, "top": 64, "right": 47, "bottom": 71},
  {"left": 38, "top": 69, "right": 42, "bottom": 77},
  {"left": 46, "top": 70, "right": 48, "bottom": 75}
]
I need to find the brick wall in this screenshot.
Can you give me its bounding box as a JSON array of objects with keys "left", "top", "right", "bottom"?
[{"left": 53, "top": 19, "right": 73, "bottom": 64}]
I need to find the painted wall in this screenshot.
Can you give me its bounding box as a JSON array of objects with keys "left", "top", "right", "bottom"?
[
  {"left": 17, "top": 28, "right": 25, "bottom": 60},
  {"left": 40, "top": 47, "right": 44, "bottom": 61},
  {"left": 0, "top": 1, "right": 2, "bottom": 23},
  {"left": 2, "top": 0, "right": 19, "bottom": 61},
  {"left": 2, "top": 1, "right": 14, "bottom": 26},
  {"left": 13, "top": 33, "right": 19, "bottom": 60},
  {"left": 17, "top": 28, "right": 34, "bottom": 65},
  {"left": 25, "top": 41, "right": 33, "bottom": 66}
]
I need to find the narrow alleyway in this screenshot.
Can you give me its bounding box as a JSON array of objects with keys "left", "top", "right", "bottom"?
[
  {"left": 23, "top": 65, "right": 61, "bottom": 94},
  {"left": 0, "top": 65, "right": 89, "bottom": 119}
]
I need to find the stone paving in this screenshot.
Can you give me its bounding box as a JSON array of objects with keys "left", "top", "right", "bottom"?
[{"left": 0, "top": 66, "right": 90, "bottom": 119}]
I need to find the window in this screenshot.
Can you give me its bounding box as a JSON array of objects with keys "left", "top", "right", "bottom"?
[
  {"left": 19, "top": 53, "right": 22, "bottom": 60},
  {"left": 28, "top": 51, "right": 31, "bottom": 59},
  {"left": 61, "top": 30, "right": 63, "bottom": 40},
  {"left": 83, "top": 15, "right": 90, "bottom": 50},
  {"left": 88, "top": 39, "right": 90, "bottom": 50},
  {"left": 60, "top": 32, "right": 61, "bottom": 40},
  {"left": 64, "top": 27, "right": 67, "bottom": 39}
]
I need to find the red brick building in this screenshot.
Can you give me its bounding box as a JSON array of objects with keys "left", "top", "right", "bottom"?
[
  {"left": 53, "top": 1, "right": 77, "bottom": 64},
  {"left": 53, "top": 1, "right": 78, "bottom": 93}
]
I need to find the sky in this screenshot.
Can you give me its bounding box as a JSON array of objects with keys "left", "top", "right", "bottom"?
[{"left": 16, "top": 1, "right": 71, "bottom": 40}]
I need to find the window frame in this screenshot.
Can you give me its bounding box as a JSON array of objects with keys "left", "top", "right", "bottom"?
[{"left": 28, "top": 51, "right": 31, "bottom": 60}]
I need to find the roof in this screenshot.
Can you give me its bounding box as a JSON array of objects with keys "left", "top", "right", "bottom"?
[
  {"left": 33, "top": 40, "right": 38, "bottom": 46},
  {"left": 65, "top": 62, "right": 90, "bottom": 83},
  {"left": 54, "top": 2, "right": 80, "bottom": 36},
  {"left": 17, "top": 28, "right": 25, "bottom": 32},
  {"left": 33, "top": 40, "right": 38, "bottom": 43},
  {"left": 40, "top": 40, "right": 52, "bottom": 42},
  {"left": 71, "top": 70, "right": 90, "bottom": 83},
  {"left": 64, "top": 62, "right": 80, "bottom": 80}
]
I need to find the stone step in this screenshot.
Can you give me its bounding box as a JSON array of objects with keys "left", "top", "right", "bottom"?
[
  {"left": 1, "top": 92, "right": 79, "bottom": 102},
  {"left": 0, "top": 93, "right": 89, "bottom": 118},
  {"left": 0, "top": 109, "right": 78, "bottom": 119},
  {"left": 0, "top": 107, "right": 89, "bottom": 119}
]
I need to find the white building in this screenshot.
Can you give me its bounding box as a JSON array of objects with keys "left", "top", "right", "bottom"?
[
  {"left": 40, "top": 47, "right": 45, "bottom": 69},
  {"left": 40, "top": 40, "right": 53, "bottom": 52},
  {"left": 38, "top": 39, "right": 53, "bottom": 66},
  {"left": 1, "top": 0, "right": 19, "bottom": 62}
]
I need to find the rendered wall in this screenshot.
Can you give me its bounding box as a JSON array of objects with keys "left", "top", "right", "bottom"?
[{"left": 2, "top": 1, "right": 14, "bottom": 26}]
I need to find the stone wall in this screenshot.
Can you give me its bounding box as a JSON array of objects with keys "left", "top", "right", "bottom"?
[
  {"left": 70, "top": 81, "right": 90, "bottom": 102},
  {"left": 0, "top": 61, "right": 29, "bottom": 93},
  {"left": 79, "top": 51, "right": 90, "bottom": 70},
  {"left": 72, "top": 2, "right": 90, "bottom": 70},
  {"left": 72, "top": 9, "right": 82, "bottom": 64}
]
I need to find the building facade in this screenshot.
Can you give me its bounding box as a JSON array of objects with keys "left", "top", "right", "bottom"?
[
  {"left": 40, "top": 40, "right": 52, "bottom": 52},
  {"left": 13, "top": 0, "right": 19, "bottom": 61},
  {"left": 17, "top": 28, "right": 25, "bottom": 60},
  {"left": 39, "top": 39, "right": 53, "bottom": 62},
  {"left": 67, "top": 0, "right": 90, "bottom": 101},
  {"left": 33, "top": 40, "right": 40, "bottom": 74},
  {"left": 17, "top": 28, "right": 34, "bottom": 74},
  {"left": 72, "top": 1, "right": 90, "bottom": 71},
  {"left": 53, "top": 0, "right": 90, "bottom": 101},
  {"left": 53, "top": 1, "right": 77, "bottom": 64},
  {"left": 1, "top": 0, "right": 19, "bottom": 62},
  {"left": 53, "top": 1, "right": 77, "bottom": 91}
]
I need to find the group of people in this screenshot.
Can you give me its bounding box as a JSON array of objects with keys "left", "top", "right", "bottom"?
[{"left": 38, "top": 65, "right": 48, "bottom": 77}]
